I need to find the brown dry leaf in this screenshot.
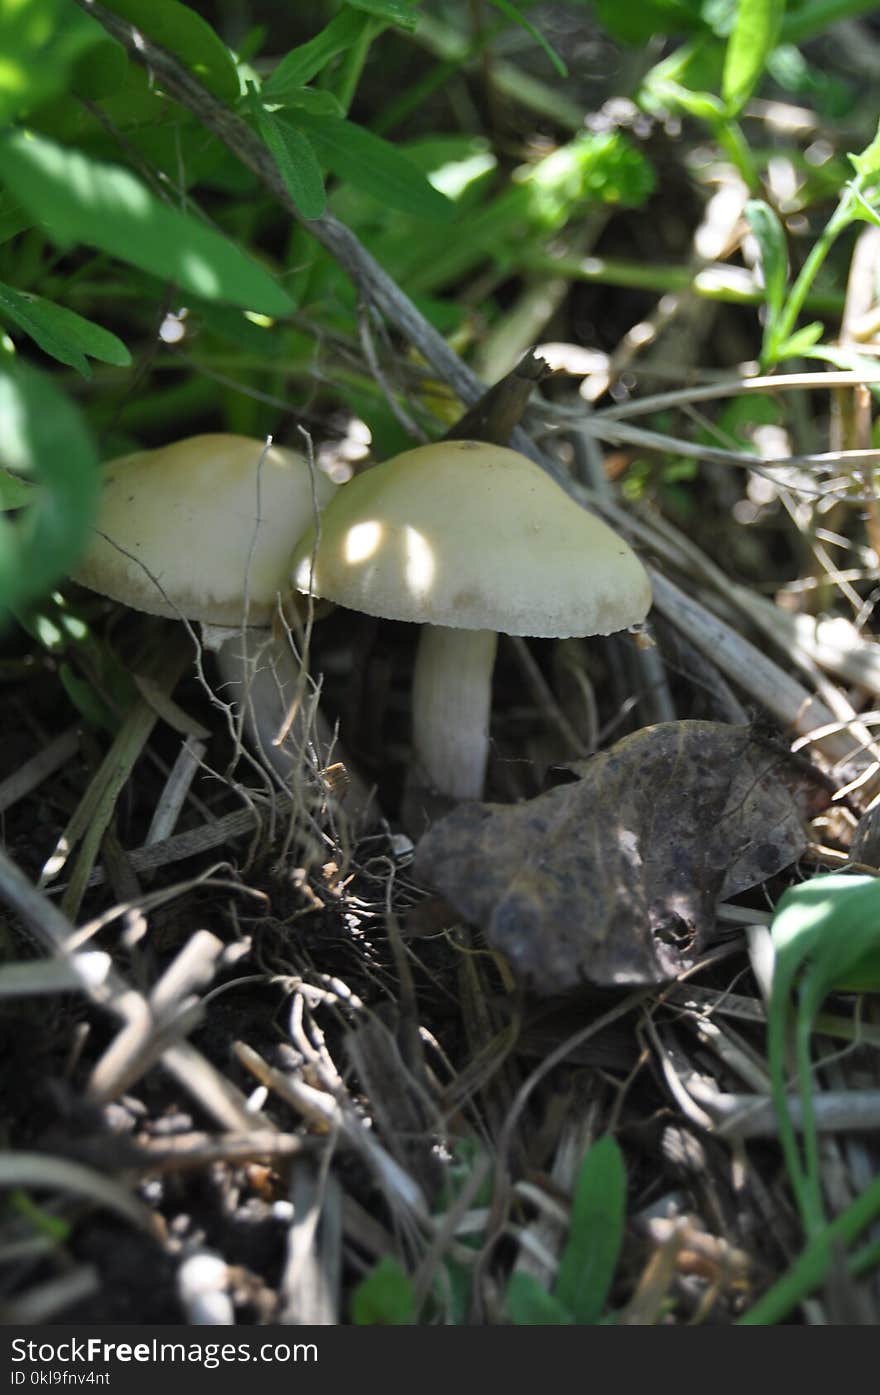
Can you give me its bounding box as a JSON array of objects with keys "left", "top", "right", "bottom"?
[{"left": 414, "top": 721, "right": 815, "bottom": 992}]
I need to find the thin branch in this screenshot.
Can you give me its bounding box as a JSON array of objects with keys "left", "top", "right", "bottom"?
[{"left": 595, "top": 370, "right": 880, "bottom": 421}]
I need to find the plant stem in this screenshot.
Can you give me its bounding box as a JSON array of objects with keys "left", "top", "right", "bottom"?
[
  {"left": 712, "top": 116, "right": 761, "bottom": 195},
  {"left": 739, "top": 1171, "right": 880, "bottom": 1324},
  {"left": 334, "top": 18, "right": 383, "bottom": 115},
  {"left": 517, "top": 250, "right": 844, "bottom": 314},
  {"left": 771, "top": 195, "right": 856, "bottom": 351}
]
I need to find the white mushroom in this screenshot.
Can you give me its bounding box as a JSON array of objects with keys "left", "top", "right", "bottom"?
[
  {"left": 290, "top": 440, "right": 652, "bottom": 801},
  {"left": 74, "top": 433, "right": 365, "bottom": 809}
]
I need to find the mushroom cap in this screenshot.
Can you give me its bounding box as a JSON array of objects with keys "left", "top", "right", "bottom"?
[
  {"left": 75, "top": 434, "right": 336, "bottom": 626},
  {"left": 291, "top": 441, "right": 651, "bottom": 637}
]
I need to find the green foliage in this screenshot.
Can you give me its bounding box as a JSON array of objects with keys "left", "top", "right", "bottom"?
[
  {"left": 0, "top": 131, "right": 293, "bottom": 315},
  {"left": 735, "top": 874, "right": 880, "bottom": 1321},
  {"left": 767, "top": 875, "right": 880, "bottom": 1235},
  {"left": 0, "top": 0, "right": 112, "bottom": 125},
  {"left": 350, "top": 1256, "right": 417, "bottom": 1324},
  {"left": 8, "top": 1189, "right": 71, "bottom": 1244},
  {"left": 592, "top": 0, "right": 708, "bottom": 44},
  {"left": 504, "top": 1136, "right": 627, "bottom": 1325},
  {"left": 743, "top": 199, "right": 788, "bottom": 356},
  {"left": 0, "top": 280, "right": 130, "bottom": 377},
  {"left": 290, "top": 113, "right": 456, "bottom": 220},
  {"left": 0, "top": 357, "right": 99, "bottom": 620},
  {"left": 250, "top": 89, "right": 327, "bottom": 221},
  {"left": 0, "top": 468, "right": 33, "bottom": 510},
  {"left": 344, "top": 0, "right": 420, "bottom": 28},
  {"left": 722, "top": 0, "right": 786, "bottom": 115},
  {"left": 98, "top": 0, "right": 240, "bottom": 103},
  {"left": 262, "top": 10, "right": 373, "bottom": 98},
  {"left": 505, "top": 1276, "right": 574, "bottom": 1324},
  {"left": 350, "top": 1136, "right": 626, "bottom": 1326},
  {"left": 555, "top": 1136, "right": 627, "bottom": 1322},
  {"left": 484, "top": 0, "right": 568, "bottom": 77}
]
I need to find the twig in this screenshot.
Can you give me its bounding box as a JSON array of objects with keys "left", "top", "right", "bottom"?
[
  {"left": 0, "top": 843, "right": 259, "bottom": 1131},
  {"left": 0, "top": 726, "right": 80, "bottom": 814},
  {"left": 594, "top": 370, "right": 880, "bottom": 421}
]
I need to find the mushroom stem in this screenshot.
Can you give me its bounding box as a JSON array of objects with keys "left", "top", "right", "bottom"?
[
  {"left": 411, "top": 626, "right": 498, "bottom": 800},
  {"left": 212, "top": 629, "right": 373, "bottom": 823}
]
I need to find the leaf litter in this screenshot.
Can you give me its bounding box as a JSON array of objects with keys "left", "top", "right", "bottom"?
[{"left": 415, "top": 720, "right": 822, "bottom": 991}]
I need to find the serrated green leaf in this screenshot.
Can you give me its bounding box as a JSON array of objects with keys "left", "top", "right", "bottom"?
[
  {"left": 485, "top": 0, "right": 567, "bottom": 77},
  {"left": 344, "top": 0, "right": 419, "bottom": 30},
  {"left": 262, "top": 9, "right": 370, "bottom": 99},
  {"left": 555, "top": 1136, "right": 626, "bottom": 1325},
  {"left": 287, "top": 113, "right": 454, "bottom": 220},
  {"left": 506, "top": 1274, "right": 574, "bottom": 1325},
  {"left": 0, "top": 359, "right": 99, "bottom": 620},
  {"left": 0, "top": 280, "right": 130, "bottom": 377},
  {"left": 254, "top": 105, "right": 326, "bottom": 221},
  {"left": 723, "top": 0, "right": 785, "bottom": 116},
  {"left": 99, "top": 0, "right": 240, "bottom": 104},
  {"left": 0, "top": 131, "right": 293, "bottom": 317}
]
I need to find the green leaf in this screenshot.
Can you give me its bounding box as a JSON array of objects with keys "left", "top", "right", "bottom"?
[
  {"left": 286, "top": 113, "right": 454, "bottom": 220},
  {"left": 774, "top": 321, "right": 824, "bottom": 357},
  {"left": 648, "top": 79, "right": 726, "bottom": 122},
  {"left": 506, "top": 1274, "right": 574, "bottom": 1325},
  {"left": 344, "top": 0, "right": 419, "bottom": 30},
  {"left": 0, "top": 131, "right": 293, "bottom": 317},
  {"left": 253, "top": 105, "right": 326, "bottom": 221},
  {"left": 847, "top": 183, "right": 880, "bottom": 229},
  {"left": 0, "top": 193, "right": 29, "bottom": 244},
  {"left": 98, "top": 0, "right": 240, "bottom": 104},
  {"left": 767, "top": 873, "right": 880, "bottom": 1239},
  {"left": 781, "top": 0, "right": 880, "bottom": 45},
  {"left": 0, "top": 280, "right": 130, "bottom": 377},
  {"left": 0, "top": 0, "right": 114, "bottom": 125},
  {"left": 70, "top": 35, "right": 128, "bottom": 101},
  {"left": 772, "top": 874, "right": 880, "bottom": 997},
  {"left": 0, "top": 468, "right": 34, "bottom": 511},
  {"left": 793, "top": 342, "right": 880, "bottom": 376},
  {"left": 555, "top": 1136, "right": 626, "bottom": 1325},
  {"left": 593, "top": 0, "right": 707, "bottom": 44},
  {"left": 722, "top": 0, "right": 786, "bottom": 116},
  {"left": 350, "top": 1257, "right": 416, "bottom": 1325},
  {"left": 265, "top": 86, "right": 345, "bottom": 118},
  {"left": 58, "top": 660, "right": 117, "bottom": 732},
  {"left": 744, "top": 199, "right": 787, "bottom": 331},
  {"left": 262, "top": 10, "right": 371, "bottom": 98},
  {"left": 485, "top": 0, "right": 567, "bottom": 77},
  {"left": 849, "top": 123, "right": 880, "bottom": 180},
  {"left": 0, "top": 359, "right": 99, "bottom": 620}
]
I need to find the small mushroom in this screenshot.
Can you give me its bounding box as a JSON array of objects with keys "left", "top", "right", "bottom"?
[
  {"left": 74, "top": 433, "right": 367, "bottom": 810},
  {"left": 290, "top": 440, "right": 652, "bottom": 802}
]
